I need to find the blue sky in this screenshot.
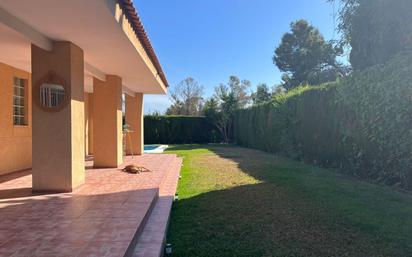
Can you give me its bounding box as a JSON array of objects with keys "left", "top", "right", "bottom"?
[{"left": 135, "top": 0, "right": 339, "bottom": 113}]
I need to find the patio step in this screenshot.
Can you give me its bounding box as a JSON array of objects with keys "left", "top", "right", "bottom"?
[
  {"left": 130, "top": 156, "right": 182, "bottom": 257},
  {"left": 123, "top": 188, "right": 159, "bottom": 257}
]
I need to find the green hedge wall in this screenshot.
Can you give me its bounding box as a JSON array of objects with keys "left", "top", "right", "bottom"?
[
  {"left": 144, "top": 116, "right": 221, "bottom": 144},
  {"left": 235, "top": 52, "right": 412, "bottom": 189}
]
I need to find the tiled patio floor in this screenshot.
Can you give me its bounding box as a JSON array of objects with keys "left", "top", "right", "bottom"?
[{"left": 0, "top": 154, "right": 181, "bottom": 257}]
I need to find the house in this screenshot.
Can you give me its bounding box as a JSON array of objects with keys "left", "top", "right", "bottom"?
[{"left": 0, "top": 0, "right": 168, "bottom": 192}]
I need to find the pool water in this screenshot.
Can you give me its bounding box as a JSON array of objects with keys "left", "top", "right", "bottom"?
[
  {"left": 144, "top": 145, "right": 158, "bottom": 151},
  {"left": 143, "top": 145, "right": 168, "bottom": 153}
]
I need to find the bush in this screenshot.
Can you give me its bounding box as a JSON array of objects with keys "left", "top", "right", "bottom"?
[
  {"left": 144, "top": 115, "right": 221, "bottom": 144},
  {"left": 235, "top": 52, "right": 412, "bottom": 189}
]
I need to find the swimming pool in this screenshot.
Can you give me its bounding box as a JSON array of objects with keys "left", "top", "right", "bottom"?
[{"left": 144, "top": 145, "right": 168, "bottom": 153}]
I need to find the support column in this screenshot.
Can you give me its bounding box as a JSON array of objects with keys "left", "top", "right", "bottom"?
[
  {"left": 84, "top": 92, "right": 94, "bottom": 155},
  {"left": 84, "top": 93, "right": 89, "bottom": 156},
  {"left": 125, "top": 93, "right": 144, "bottom": 155},
  {"left": 32, "top": 42, "right": 85, "bottom": 192},
  {"left": 93, "top": 76, "right": 123, "bottom": 167}
]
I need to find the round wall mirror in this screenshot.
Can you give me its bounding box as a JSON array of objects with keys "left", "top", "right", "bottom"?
[
  {"left": 39, "top": 83, "right": 66, "bottom": 108},
  {"left": 34, "top": 71, "right": 70, "bottom": 112}
]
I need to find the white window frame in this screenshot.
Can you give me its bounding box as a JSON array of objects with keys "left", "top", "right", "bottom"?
[{"left": 13, "top": 77, "right": 27, "bottom": 126}]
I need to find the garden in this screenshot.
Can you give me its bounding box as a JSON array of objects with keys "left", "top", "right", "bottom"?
[
  {"left": 144, "top": 1, "right": 412, "bottom": 256},
  {"left": 165, "top": 145, "right": 412, "bottom": 257}
]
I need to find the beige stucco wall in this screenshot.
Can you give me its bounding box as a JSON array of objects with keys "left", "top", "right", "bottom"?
[{"left": 0, "top": 62, "right": 32, "bottom": 175}]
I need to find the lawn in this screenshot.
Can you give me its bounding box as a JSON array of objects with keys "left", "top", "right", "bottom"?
[{"left": 165, "top": 145, "right": 412, "bottom": 257}]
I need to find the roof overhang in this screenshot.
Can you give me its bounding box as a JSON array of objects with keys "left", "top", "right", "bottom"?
[{"left": 0, "top": 0, "right": 167, "bottom": 94}]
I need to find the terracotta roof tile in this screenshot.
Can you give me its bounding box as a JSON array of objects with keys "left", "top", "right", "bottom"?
[{"left": 118, "top": 0, "right": 169, "bottom": 87}]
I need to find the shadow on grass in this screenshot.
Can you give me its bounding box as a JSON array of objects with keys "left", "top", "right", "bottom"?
[{"left": 167, "top": 144, "right": 412, "bottom": 257}]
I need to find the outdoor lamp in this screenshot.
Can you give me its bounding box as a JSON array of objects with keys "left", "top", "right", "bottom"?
[{"left": 165, "top": 243, "right": 172, "bottom": 255}]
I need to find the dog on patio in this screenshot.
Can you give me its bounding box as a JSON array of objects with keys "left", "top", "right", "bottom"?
[{"left": 122, "top": 164, "right": 151, "bottom": 174}]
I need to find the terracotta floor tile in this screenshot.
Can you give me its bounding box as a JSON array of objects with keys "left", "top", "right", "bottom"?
[
  {"left": 101, "top": 217, "right": 142, "bottom": 230},
  {"left": 0, "top": 154, "right": 181, "bottom": 257},
  {"left": 93, "top": 227, "right": 137, "bottom": 242},
  {"left": 78, "top": 240, "right": 130, "bottom": 257},
  {"left": 0, "top": 238, "right": 41, "bottom": 256},
  {"left": 33, "top": 239, "right": 88, "bottom": 256}
]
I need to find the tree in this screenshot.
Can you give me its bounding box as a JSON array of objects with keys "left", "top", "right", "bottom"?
[
  {"left": 251, "top": 83, "right": 271, "bottom": 105},
  {"left": 166, "top": 77, "right": 204, "bottom": 116},
  {"left": 273, "top": 19, "right": 346, "bottom": 90},
  {"left": 329, "top": 0, "right": 412, "bottom": 70},
  {"left": 203, "top": 98, "right": 230, "bottom": 143},
  {"left": 165, "top": 100, "right": 184, "bottom": 115},
  {"left": 216, "top": 76, "right": 251, "bottom": 108},
  {"left": 203, "top": 76, "right": 251, "bottom": 143},
  {"left": 271, "top": 85, "right": 286, "bottom": 96}
]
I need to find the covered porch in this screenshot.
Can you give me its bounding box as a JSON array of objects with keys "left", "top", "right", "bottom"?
[{"left": 0, "top": 0, "right": 168, "bottom": 192}]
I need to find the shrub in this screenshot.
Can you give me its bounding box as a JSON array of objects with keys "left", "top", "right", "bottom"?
[
  {"left": 144, "top": 115, "right": 221, "bottom": 144},
  {"left": 235, "top": 52, "right": 412, "bottom": 189}
]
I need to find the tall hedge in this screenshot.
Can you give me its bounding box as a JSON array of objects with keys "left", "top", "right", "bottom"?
[
  {"left": 235, "top": 52, "right": 412, "bottom": 189},
  {"left": 144, "top": 116, "right": 221, "bottom": 144}
]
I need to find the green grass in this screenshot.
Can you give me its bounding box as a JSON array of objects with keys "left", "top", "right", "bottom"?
[{"left": 166, "top": 145, "right": 412, "bottom": 257}]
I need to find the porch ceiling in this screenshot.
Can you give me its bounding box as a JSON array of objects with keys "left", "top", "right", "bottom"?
[{"left": 0, "top": 0, "right": 167, "bottom": 94}]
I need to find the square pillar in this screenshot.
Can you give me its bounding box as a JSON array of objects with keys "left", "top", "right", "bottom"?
[
  {"left": 32, "top": 42, "right": 85, "bottom": 192},
  {"left": 84, "top": 92, "right": 94, "bottom": 155},
  {"left": 84, "top": 93, "right": 89, "bottom": 156},
  {"left": 93, "top": 76, "right": 123, "bottom": 167},
  {"left": 125, "top": 93, "right": 144, "bottom": 155}
]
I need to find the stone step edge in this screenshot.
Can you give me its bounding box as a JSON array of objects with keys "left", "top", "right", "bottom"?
[
  {"left": 132, "top": 197, "right": 173, "bottom": 257},
  {"left": 131, "top": 157, "right": 182, "bottom": 257},
  {"left": 124, "top": 188, "right": 159, "bottom": 257}
]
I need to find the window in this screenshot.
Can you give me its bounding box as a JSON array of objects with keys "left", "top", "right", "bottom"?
[{"left": 13, "top": 77, "right": 27, "bottom": 126}]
